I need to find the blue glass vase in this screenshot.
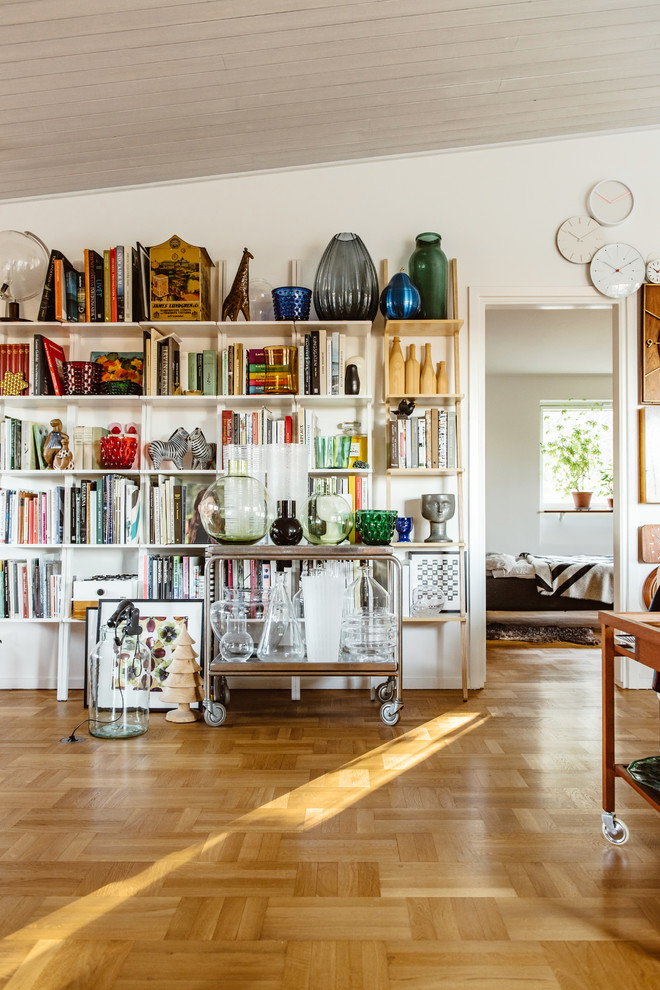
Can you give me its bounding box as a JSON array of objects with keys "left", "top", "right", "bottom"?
[
  {"left": 380, "top": 271, "right": 421, "bottom": 320},
  {"left": 313, "top": 233, "right": 379, "bottom": 321}
]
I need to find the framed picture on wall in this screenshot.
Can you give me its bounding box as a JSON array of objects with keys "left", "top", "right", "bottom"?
[
  {"left": 95, "top": 598, "right": 204, "bottom": 711},
  {"left": 640, "top": 407, "right": 660, "bottom": 502},
  {"left": 408, "top": 550, "right": 463, "bottom": 615},
  {"left": 642, "top": 284, "right": 660, "bottom": 403}
]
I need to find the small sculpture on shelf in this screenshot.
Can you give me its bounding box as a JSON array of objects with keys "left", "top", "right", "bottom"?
[
  {"left": 42, "top": 418, "right": 63, "bottom": 469},
  {"left": 53, "top": 434, "right": 74, "bottom": 470},
  {"left": 222, "top": 247, "right": 253, "bottom": 322},
  {"left": 0, "top": 371, "right": 28, "bottom": 395},
  {"left": 396, "top": 398, "right": 416, "bottom": 418},
  {"left": 188, "top": 427, "right": 216, "bottom": 470},
  {"left": 421, "top": 493, "right": 455, "bottom": 543},
  {"left": 146, "top": 426, "right": 190, "bottom": 470},
  {"left": 160, "top": 626, "right": 203, "bottom": 723}
]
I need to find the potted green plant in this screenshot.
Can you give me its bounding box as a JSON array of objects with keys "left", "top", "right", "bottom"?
[
  {"left": 600, "top": 467, "right": 614, "bottom": 508},
  {"left": 541, "top": 411, "right": 608, "bottom": 509}
]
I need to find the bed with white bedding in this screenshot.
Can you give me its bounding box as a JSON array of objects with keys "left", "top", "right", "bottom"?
[{"left": 486, "top": 551, "right": 614, "bottom": 612}]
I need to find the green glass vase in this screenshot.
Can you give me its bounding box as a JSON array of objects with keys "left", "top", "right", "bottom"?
[{"left": 408, "top": 232, "right": 448, "bottom": 320}]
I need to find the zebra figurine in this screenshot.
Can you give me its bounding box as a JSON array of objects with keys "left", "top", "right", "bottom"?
[
  {"left": 189, "top": 426, "right": 216, "bottom": 470},
  {"left": 147, "top": 426, "right": 190, "bottom": 470}
]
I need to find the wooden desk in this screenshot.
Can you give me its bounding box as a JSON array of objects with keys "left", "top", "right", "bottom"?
[{"left": 599, "top": 611, "right": 660, "bottom": 843}]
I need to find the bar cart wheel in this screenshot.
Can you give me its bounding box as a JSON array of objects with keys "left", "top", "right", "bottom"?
[
  {"left": 376, "top": 678, "right": 396, "bottom": 703},
  {"left": 204, "top": 702, "right": 227, "bottom": 727},
  {"left": 380, "top": 701, "right": 402, "bottom": 725},
  {"left": 601, "top": 811, "right": 629, "bottom": 845}
]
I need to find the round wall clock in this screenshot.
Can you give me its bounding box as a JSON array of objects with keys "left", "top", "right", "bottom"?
[
  {"left": 588, "top": 179, "right": 634, "bottom": 225},
  {"left": 590, "top": 243, "right": 645, "bottom": 297},
  {"left": 556, "top": 215, "right": 605, "bottom": 263},
  {"left": 647, "top": 258, "right": 660, "bottom": 284}
]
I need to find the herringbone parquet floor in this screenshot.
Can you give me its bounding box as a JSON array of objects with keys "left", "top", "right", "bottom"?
[{"left": 1, "top": 644, "right": 660, "bottom": 988}]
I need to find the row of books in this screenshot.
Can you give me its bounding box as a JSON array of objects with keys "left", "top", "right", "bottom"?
[
  {"left": 0, "top": 344, "right": 30, "bottom": 396},
  {"left": 70, "top": 477, "right": 140, "bottom": 545},
  {"left": 142, "top": 554, "right": 205, "bottom": 600},
  {"left": 148, "top": 479, "right": 209, "bottom": 546},
  {"left": 38, "top": 246, "right": 147, "bottom": 324},
  {"left": 388, "top": 409, "right": 457, "bottom": 469},
  {"left": 0, "top": 558, "right": 62, "bottom": 619},
  {"left": 0, "top": 487, "right": 65, "bottom": 545},
  {"left": 0, "top": 417, "right": 49, "bottom": 471}
]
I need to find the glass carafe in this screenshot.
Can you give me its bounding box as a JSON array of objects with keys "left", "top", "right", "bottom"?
[
  {"left": 257, "top": 567, "right": 305, "bottom": 661},
  {"left": 219, "top": 614, "right": 254, "bottom": 661},
  {"left": 339, "top": 562, "right": 396, "bottom": 662}
]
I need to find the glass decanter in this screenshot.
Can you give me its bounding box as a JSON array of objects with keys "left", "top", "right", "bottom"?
[
  {"left": 299, "top": 478, "right": 353, "bottom": 546},
  {"left": 257, "top": 564, "right": 305, "bottom": 661},
  {"left": 219, "top": 614, "right": 254, "bottom": 662},
  {"left": 339, "top": 562, "right": 396, "bottom": 662}
]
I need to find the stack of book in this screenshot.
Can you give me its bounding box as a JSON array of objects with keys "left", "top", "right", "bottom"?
[
  {"left": 142, "top": 554, "right": 206, "bottom": 599},
  {"left": 0, "top": 558, "right": 62, "bottom": 618},
  {"left": 148, "top": 479, "right": 211, "bottom": 546},
  {"left": 0, "top": 487, "right": 64, "bottom": 544},
  {"left": 388, "top": 409, "right": 457, "bottom": 469},
  {"left": 0, "top": 417, "right": 49, "bottom": 470},
  {"left": 38, "top": 246, "right": 147, "bottom": 324},
  {"left": 70, "top": 476, "right": 140, "bottom": 545}
]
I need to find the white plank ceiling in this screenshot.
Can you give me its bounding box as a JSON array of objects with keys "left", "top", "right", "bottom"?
[{"left": 1, "top": 0, "right": 660, "bottom": 201}]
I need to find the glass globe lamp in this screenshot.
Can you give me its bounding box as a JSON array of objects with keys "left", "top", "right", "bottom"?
[
  {"left": 0, "top": 230, "right": 49, "bottom": 320},
  {"left": 199, "top": 459, "right": 270, "bottom": 544},
  {"left": 248, "top": 277, "right": 275, "bottom": 321},
  {"left": 88, "top": 609, "right": 151, "bottom": 738}
]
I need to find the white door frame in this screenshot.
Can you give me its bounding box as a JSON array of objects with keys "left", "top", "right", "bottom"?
[{"left": 466, "top": 285, "right": 637, "bottom": 688}]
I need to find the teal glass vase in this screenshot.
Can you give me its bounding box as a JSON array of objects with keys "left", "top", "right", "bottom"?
[{"left": 408, "top": 232, "right": 448, "bottom": 320}]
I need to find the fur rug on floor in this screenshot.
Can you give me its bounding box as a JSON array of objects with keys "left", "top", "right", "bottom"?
[{"left": 486, "top": 623, "right": 599, "bottom": 645}]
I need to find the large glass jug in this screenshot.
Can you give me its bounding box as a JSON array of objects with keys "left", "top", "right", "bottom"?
[
  {"left": 339, "top": 562, "right": 396, "bottom": 662},
  {"left": 88, "top": 622, "right": 151, "bottom": 738},
  {"left": 199, "top": 459, "right": 269, "bottom": 544}
]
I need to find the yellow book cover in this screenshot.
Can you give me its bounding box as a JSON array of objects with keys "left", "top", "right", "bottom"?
[{"left": 149, "top": 234, "right": 214, "bottom": 321}]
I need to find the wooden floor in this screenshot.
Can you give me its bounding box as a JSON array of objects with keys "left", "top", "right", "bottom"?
[{"left": 2, "top": 645, "right": 660, "bottom": 988}]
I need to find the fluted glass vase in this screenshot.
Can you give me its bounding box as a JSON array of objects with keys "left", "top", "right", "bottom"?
[{"left": 313, "top": 232, "right": 379, "bottom": 321}]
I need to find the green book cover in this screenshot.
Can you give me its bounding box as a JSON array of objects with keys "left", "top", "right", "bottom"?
[
  {"left": 188, "top": 352, "right": 198, "bottom": 391},
  {"left": 32, "top": 423, "right": 49, "bottom": 470},
  {"left": 202, "top": 349, "right": 217, "bottom": 395}
]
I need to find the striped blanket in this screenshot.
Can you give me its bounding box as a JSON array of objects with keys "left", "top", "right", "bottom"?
[{"left": 519, "top": 553, "right": 614, "bottom": 603}]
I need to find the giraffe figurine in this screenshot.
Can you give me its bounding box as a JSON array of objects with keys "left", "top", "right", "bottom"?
[{"left": 222, "top": 247, "right": 253, "bottom": 322}]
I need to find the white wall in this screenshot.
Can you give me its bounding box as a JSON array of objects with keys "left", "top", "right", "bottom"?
[
  {"left": 3, "top": 127, "right": 660, "bottom": 690},
  {"left": 486, "top": 374, "right": 612, "bottom": 556}
]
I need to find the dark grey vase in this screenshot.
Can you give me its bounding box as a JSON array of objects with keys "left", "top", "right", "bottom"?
[{"left": 313, "top": 233, "right": 379, "bottom": 322}]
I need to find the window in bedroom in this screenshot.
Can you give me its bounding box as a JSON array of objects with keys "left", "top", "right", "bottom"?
[{"left": 540, "top": 400, "right": 613, "bottom": 509}]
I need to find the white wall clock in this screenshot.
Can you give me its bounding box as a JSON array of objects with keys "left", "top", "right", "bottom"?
[
  {"left": 556, "top": 215, "right": 605, "bottom": 263},
  {"left": 588, "top": 179, "right": 634, "bottom": 225},
  {"left": 647, "top": 258, "right": 660, "bottom": 284},
  {"left": 590, "top": 243, "right": 645, "bottom": 297}
]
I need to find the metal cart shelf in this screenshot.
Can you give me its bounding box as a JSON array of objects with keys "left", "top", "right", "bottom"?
[
  {"left": 600, "top": 610, "right": 660, "bottom": 844},
  {"left": 203, "top": 544, "right": 403, "bottom": 726}
]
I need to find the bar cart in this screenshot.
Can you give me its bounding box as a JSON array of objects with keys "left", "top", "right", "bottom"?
[
  {"left": 203, "top": 545, "right": 403, "bottom": 726},
  {"left": 600, "top": 610, "right": 660, "bottom": 844}
]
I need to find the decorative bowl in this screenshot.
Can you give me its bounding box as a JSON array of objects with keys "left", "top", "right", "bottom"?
[
  {"left": 62, "top": 361, "right": 102, "bottom": 395},
  {"left": 355, "top": 509, "right": 398, "bottom": 546},
  {"left": 100, "top": 380, "right": 142, "bottom": 396},
  {"left": 272, "top": 286, "right": 312, "bottom": 321},
  {"left": 99, "top": 433, "right": 138, "bottom": 470}
]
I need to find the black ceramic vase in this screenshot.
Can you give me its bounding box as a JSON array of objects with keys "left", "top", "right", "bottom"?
[
  {"left": 345, "top": 363, "right": 360, "bottom": 395},
  {"left": 269, "top": 500, "right": 303, "bottom": 546},
  {"left": 313, "top": 232, "right": 379, "bottom": 321}
]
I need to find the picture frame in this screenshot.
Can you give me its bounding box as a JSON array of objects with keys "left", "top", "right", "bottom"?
[
  {"left": 640, "top": 407, "right": 660, "bottom": 502},
  {"left": 91, "top": 350, "right": 144, "bottom": 386},
  {"left": 95, "top": 598, "right": 204, "bottom": 711},
  {"left": 408, "top": 550, "right": 462, "bottom": 615}
]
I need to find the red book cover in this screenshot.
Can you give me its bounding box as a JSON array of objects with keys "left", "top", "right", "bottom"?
[
  {"left": 110, "top": 248, "right": 118, "bottom": 322},
  {"left": 42, "top": 337, "right": 66, "bottom": 396},
  {"left": 252, "top": 411, "right": 259, "bottom": 443},
  {"left": 0, "top": 343, "right": 7, "bottom": 394},
  {"left": 284, "top": 415, "right": 292, "bottom": 443},
  {"left": 21, "top": 561, "right": 29, "bottom": 616},
  {"left": 21, "top": 343, "right": 29, "bottom": 390},
  {"left": 221, "top": 410, "right": 233, "bottom": 467}
]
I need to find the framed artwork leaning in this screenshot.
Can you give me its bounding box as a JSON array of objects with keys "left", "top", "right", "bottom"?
[{"left": 95, "top": 598, "right": 204, "bottom": 711}]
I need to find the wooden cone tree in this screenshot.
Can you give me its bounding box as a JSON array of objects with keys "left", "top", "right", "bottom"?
[{"left": 161, "top": 625, "right": 203, "bottom": 723}]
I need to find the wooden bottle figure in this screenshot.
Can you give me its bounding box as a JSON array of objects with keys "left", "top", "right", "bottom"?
[
  {"left": 160, "top": 626, "right": 203, "bottom": 723},
  {"left": 42, "top": 419, "right": 63, "bottom": 470},
  {"left": 436, "top": 360, "right": 449, "bottom": 394},
  {"left": 405, "top": 344, "right": 420, "bottom": 394},
  {"left": 420, "top": 343, "right": 436, "bottom": 394},
  {"left": 389, "top": 335, "right": 405, "bottom": 395}
]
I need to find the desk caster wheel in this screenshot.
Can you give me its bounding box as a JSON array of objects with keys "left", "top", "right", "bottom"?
[
  {"left": 602, "top": 814, "right": 629, "bottom": 845},
  {"left": 380, "top": 701, "right": 400, "bottom": 725},
  {"left": 204, "top": 703, "right": 227, "bottom": 727},
  {"left": 376, "top": 679, "right": 395, "bottom": 703}
]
